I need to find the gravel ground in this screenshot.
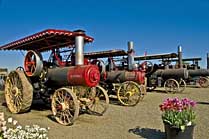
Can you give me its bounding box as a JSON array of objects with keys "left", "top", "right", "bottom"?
[{"left": 0, "top": 87, "right": 209, "bottom": 139}]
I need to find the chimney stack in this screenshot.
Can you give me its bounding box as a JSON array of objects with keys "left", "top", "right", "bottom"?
[
  {"left": 127, "top": 41, "right": 135, "bottom": 70},
  {"left": 178, "top": 45, "right": 183, "bottom": 68},
  {"left": 74, "top": 30, "right": 85, "bottom": 65}
]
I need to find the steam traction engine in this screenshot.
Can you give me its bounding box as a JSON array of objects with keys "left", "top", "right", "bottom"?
[
  {"left": 85, "top": 42, "right": 146, "bottom": 106},
  {"left": 0, "top": 29, "right": 109, "bottom": 125},
  {"left": 134, "top": 50, "right": 188, "bottom": 93},
  {"left": 150, "top": 68, "right": 188, "bottom": 93}
]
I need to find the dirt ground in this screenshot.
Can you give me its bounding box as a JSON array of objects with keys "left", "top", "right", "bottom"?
[{"left": 0, "top": 87, "right": 209, "bottom": 139}]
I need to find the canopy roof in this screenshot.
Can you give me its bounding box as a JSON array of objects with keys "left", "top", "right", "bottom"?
[
  {"left": 168, "top": 57, "right": 202, "bottom": 62},
  {"left": 0, "top": 29, "right": 94, "bottom": 52},
  {"left": 84, "top": 49, "right": 127, "bottom": 59},
  {"left": 134, "top": 53, "right": 178, "bottom": 60}
]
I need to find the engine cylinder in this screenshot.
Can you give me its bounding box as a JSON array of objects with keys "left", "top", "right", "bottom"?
[
  {"left": 47, "top": 65, "right": 100, "bottom": 87},
  {"left": 105, "top": 70, "right": 145, "bottom": 84}
]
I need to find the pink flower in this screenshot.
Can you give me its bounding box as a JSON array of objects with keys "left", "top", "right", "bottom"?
[
  {"left": 190, "top": 100, "right": 196, "bottom": 107},
  {"left": 159, "top": 97, "right": 196, "bottom": 112}
]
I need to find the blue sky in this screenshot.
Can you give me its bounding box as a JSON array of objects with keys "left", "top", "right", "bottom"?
[{"left": 0, "top": 0, "right": 209, "bottom": 70}]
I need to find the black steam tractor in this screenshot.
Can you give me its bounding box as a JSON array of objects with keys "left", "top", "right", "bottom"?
[
  {"left": 84, "top": 42, "right": 146, "bottom": 106},
  {"left": 134, "top": 46, "right": 188, "bottom": 93},
  {"left": 164, "top": 47, "right": 209, "bottom": 88},
  {"left": 0, "top": 29, "right": 109, "bottom": 125}
]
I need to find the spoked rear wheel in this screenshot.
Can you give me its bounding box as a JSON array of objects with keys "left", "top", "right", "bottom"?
[
  {"left": 86, "top": 85, "right": 109, "bottom": 116},
  {"left": 51, "top": 88, "right": 79, "bottom": 126},
  {"left": 164, "top": 79, "right": 179, "bottom": 93},
  {"left": 117, "top": 81, "right": 142, "bottom": 106},
  {"left": 4, "top": 70, "right": 33, "bottom": 113}
]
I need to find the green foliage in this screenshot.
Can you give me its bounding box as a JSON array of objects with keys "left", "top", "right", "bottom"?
[{"left": 162, "top": 109, "right": 196, "bottom": 130}]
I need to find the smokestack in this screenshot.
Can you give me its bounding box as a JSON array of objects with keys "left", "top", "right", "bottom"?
[
  {"left": 207, "top": 53, "right": 209, "bottom": 69},
  {"left": 74, "top": 30, "right": 85, "bottom": 65},
  {"left": 128, "top": 41, "right": 135, "bottom": 70},
  {"left": 178, "top": 45, "right": 183, "bottom": 68}
]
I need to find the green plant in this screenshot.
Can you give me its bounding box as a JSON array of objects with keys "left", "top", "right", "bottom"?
[{"left": 159, "top": 97, "right": 196, "bottom": 131}]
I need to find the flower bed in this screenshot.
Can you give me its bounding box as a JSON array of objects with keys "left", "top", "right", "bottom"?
[{"left": 0, "top": 112, "right": 49, "bottom": 139}]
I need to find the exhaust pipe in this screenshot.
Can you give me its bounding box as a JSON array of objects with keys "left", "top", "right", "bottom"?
[
  {"left": 178, "top": 45, "right": 183, "bottom": 68},
  {"left": 75, "top": 30, "right": 85, "bottom": 65},
  {"left": 128, "top": 41, "right": 135, "bottom": 70}
]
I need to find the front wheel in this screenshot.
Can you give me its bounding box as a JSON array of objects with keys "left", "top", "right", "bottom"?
[
  {"left": 164, "top": 79, "right": 179, "bottom": 93},
  {"left": 117, "top": 81, "right": 142, "bottom": 106},
  {"left": 51, "top": 88, "right": 79, "bottom": 126}
]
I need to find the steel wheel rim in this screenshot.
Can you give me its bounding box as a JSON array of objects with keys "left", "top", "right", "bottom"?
[
  {"left": 51, "top": 88, "right": 79, "bottom": 126},
  {"left": 5, "top": 72, "right": 23, "bottom": 113},
  {"left": 86, "top": 86, "right": 109, "bottom": 116},
  {"left": 164, "top": 79, "right": 179, "bottom": 93},
  {"left": 117, "top": 81, "right": 141, "bottom": 106}
]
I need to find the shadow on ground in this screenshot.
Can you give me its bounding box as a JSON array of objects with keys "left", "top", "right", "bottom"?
[
  {"left": 148, "top": 89, "right": 167, "bottom": 94},
  {"left": 129, "top": 126, "right": 165, "bottom": 139},
  {"left": 30, "top": 100, "right": 50, "bottom": 111},
  {"left": 108, "top": 97, "right": 124, "bottom": 106},
  {"left": 197, "top": 101, "right": 209, "bottom": 105}
]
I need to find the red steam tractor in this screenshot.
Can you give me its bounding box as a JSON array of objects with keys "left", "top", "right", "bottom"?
[
  {"left": 0, "top": 29, "right": 109, "bottom": 125},
  {"left": 84, "top": 42, "right": 147, "bottom": 106}
]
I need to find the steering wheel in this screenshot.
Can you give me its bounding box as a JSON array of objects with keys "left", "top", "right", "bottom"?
[
  {"left": 91, "top": 59, "right": 106, "bottom": 79},
  {"left": 140, "top": 61, "right": 153, "bottom": 74}
]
